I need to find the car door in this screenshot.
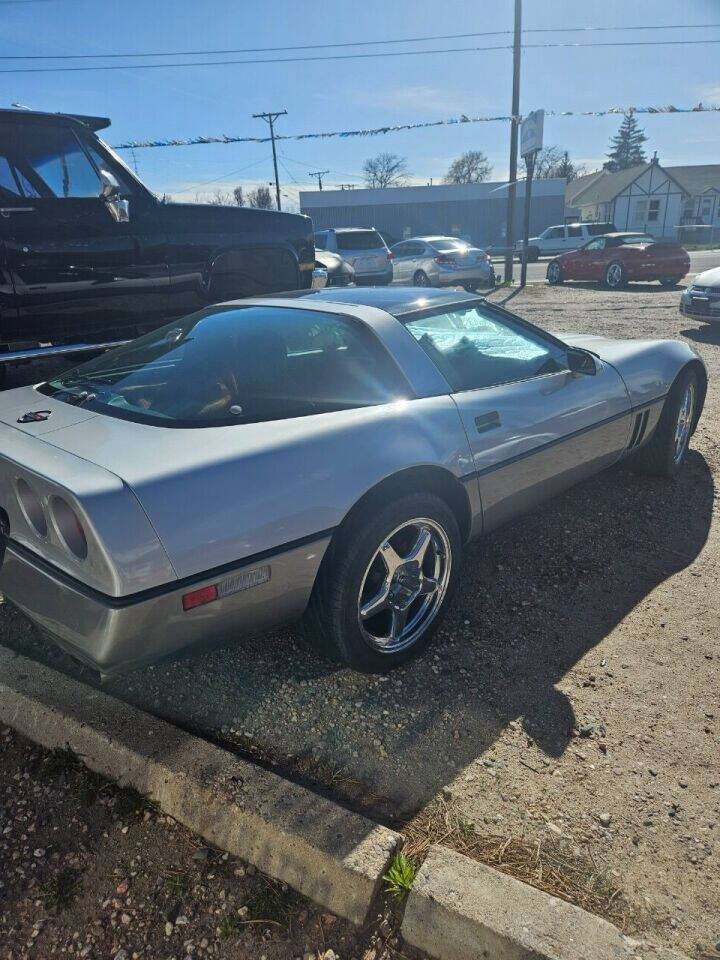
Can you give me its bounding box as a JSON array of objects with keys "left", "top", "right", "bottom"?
[
  {"left": 543, "top": 226, "right": 566, "bottom": 255},
  {"left": 0, "top": 119, "right": 169, "bottom": 348},
  {"left": 390, "top": 241, "right": 411, "bottom": 282},
  {"left": 402, "top": 302, "right": 632, "bottom": 532},
  {"left": 566, "top": 223, "right": 584, "bottom": 251},
  {"left": 582, "top": 237, "right": 614, "bottom": 280}
]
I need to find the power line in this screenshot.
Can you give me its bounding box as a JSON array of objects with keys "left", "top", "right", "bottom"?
[
  {"left": 1, "top": 23, "right": 718, "bottom": 59},
  {"left": 2, "top": 37, "right": 720, "bottom": 73},
  {"left": 171, "top": 155, "right": 272, "bottom": 195}
]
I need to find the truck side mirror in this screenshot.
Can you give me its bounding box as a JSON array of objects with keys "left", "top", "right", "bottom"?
[{"left": 99, "top": 169, "right": 130, "bottom": 223}]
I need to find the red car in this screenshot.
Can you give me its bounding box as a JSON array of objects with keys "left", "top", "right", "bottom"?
[{"left": 546, "top": 233, "right": 690, "bottom": 289}]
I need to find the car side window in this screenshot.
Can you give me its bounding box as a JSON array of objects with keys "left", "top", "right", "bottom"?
[
  {"left": 18, "top": 124, "right": 101, "bottom": 198},
  {"left": 392, "top": 241, "right": 409, "bottom": 256},
  {"left": 404, "top": 305, "right": 568, "bottom": 392},
  {"left": 314, "top": 232, "right": 327, "bottom": 250},
  {"left": 81, "top": 139, "right": 135, "bottom": 195},
  {"left": 584, "top": 238, "right": 606, "bottom": 251},
  {"left": 0, "top": 153, "right": 22, "bottom": 200},
  {"left": 548, "top": 227, "right": 565, "bottom": 239},
  {"left": 567, "top": 224, "right": 583, "bottom": 237}
]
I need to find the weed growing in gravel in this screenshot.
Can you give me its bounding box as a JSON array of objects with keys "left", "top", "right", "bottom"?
[
  {"left": 383, "top": 852, "right": 415, "bottom": 897},
  {"left": 218, "top": 915, "right": 244, "bottom": 940},
  {"left": 244, "top": 878, "right": 304, "bottom": 926},
  {"left": 165, "top": 870, "right": 190, "bottom": 898},
  {"left": 37, "top": 868, "right": 82, "bottom": 911}
]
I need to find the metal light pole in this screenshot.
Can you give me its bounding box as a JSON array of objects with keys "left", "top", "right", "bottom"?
[
  {"left": 503, "top": 0, "right": 522, "bottom": 284},
  {"left": 520, "top": 150, "right": 537, "bottom": 288},
  {"left": 253, "top": 109, "right": 287, "bottom": 210}
]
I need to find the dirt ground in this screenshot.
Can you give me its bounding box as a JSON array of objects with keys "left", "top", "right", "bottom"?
[
  {"left": 1, "top": 280, "right": 719, "bottom": 957},
  {"left": 0, "top": 728, "right": 413, "bottom": 960}
]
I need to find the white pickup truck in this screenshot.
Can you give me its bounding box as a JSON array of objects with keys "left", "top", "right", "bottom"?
[{"left": 517, "top": 222, "right": 616, "bottom": 261}]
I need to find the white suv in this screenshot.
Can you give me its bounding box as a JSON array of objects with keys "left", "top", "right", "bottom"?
[
  {"left": 517, "top": 222, "right": 616, "bottom": 261},
  {"left": 314, "top": 228, "right": 393, "bottom": 285}
]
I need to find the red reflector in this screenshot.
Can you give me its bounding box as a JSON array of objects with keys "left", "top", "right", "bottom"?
[
  {"left": 182, "top": 584, "right": 218, "bottom": 611},
  {"left": 387, "top": 251, "right": 393, "bottom": 260}
]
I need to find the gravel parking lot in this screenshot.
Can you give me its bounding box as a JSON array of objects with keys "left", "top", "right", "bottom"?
[{"left": 2, "top": 280, "right": 719, "bottom": 957}]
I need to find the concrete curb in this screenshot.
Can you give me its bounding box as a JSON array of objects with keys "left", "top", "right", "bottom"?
[
  {"left": 401, "top": 844, "right": 689, "bottom": 960},
  {"left": 0, "top": 646, "right": 399, "bottom": 926}
]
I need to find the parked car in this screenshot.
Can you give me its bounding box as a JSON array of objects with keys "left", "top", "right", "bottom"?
[
  {"left": 679, "top": 266, "right": 720, "bottom": 321},
  {"left": 313, "top": 228, "right": 392, "bottom": 285},
  {"left": 0, "top": 288, "right": 705, "bottom": 675},
  {"left": 314, "top": 248, "right": 355, "bottom": 286},
  {"left": 390, "top": 236, "right": 495, "bottom": 291},
  {"left": 518, "top": 222, "right": 617, "bottom": 261},
  {"left": 0, "top": 108, "right": 316, "bottom": 384},
  {"left": 547, "top": 233, "right": 690, "bottom": 289}
]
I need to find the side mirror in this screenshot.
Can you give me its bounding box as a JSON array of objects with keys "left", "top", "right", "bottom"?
[
  {"left": 99, "top": 169, "right": 130, "bottom": 223},
  {"left": 99, "top": 168, "right": 121, "bottom": 200},
  {"left": 567, "top": 348, "right": 597, "bottom": 376},
  {"left": 311, "top": 266, "right": 328, "bottom": 289}
]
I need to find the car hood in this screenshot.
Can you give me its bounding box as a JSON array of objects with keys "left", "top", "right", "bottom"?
[{"left": 692, "top": 265, "right": 720, "bottom": 288}]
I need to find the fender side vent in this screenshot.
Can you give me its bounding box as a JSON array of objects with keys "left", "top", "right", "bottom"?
[{"left": 628, "top": 409, "right": 650, "bottom": 449}]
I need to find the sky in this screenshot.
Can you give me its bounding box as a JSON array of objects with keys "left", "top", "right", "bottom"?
[{"left": 2, "top": 0, "right": 720, "bottom": 210}]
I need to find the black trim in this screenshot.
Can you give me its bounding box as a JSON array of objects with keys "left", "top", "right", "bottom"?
[
  {"left": 6, "top": 527, "right": 336, "bottom": 609},
  {"left": 459, "top": 395, "right": 666, "bottom": 482}
]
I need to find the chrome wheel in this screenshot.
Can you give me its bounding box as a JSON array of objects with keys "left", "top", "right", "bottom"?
[
  {"left": 414, "top": 271, "right": 430, "bottom": 287},
  {"left": 547, "top": 262, "right": 561, "bottom": 283},
  {"left": 358, "top": 517, "right": 452, "bottom": 654},
  {"left": 606, "top": 262, "right": 624, "bottom": 288},
  {"left": 673, "top": 382, "right": 695, "bottom": 464}
]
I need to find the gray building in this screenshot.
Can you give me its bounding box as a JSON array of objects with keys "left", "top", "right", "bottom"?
[{"left": 300, "top": 178, "right": 567, "bottom": 248}]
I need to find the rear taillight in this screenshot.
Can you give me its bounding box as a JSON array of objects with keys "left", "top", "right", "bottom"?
[
  {"left": 478, "top": 251, "right": 490, "bottom": 260},
  {"left": 16, "top": 479, "right": 48, "bottom": 538},
  {"left": 386, "top": 251, "right": 393, "bottom": 260},
  {"left": 182, "top": 584, "right": 218, "bottom": 611},
  {"left": 434, "top": 254, "right": 455, "bottom": 264},
  {"left": 50, "top": 496, "right": 88, "bottom": 560}
]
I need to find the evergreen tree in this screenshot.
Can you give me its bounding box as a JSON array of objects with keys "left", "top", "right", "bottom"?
[{"left": 604, "top": 114, "right": 648, "bottom": 172}]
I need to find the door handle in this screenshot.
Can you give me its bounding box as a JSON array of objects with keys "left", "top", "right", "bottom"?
[
  {"left": 0, "top": 207, "right": 36, "bottom": 218},
  {"left": 475, "top": 411, "right": 501, "bottom": 433}
]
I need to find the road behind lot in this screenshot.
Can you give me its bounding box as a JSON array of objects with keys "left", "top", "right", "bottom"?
[
  {"left": 2, "top": 281, "right": 719, "bottom": 956},
  {"left": 493, "top": 247, "right": 720, "bottom": 283}
]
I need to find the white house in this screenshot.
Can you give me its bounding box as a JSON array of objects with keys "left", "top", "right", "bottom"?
[{"left": 566, "top": 159, "right": 720, "bottom": 241}]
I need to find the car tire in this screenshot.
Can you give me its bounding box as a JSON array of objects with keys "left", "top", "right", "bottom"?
[
  {"left": 634, "top": 367, "right": 701, "bottom": 478},
  {"left": 605, "top": 261, "right": 626, "bottom": 289},
  {"left": 659, "top": 278, "right": 682, "bottom": 287},
  {"left": 413, "top": 270, "right": 432, "bottom": 287},
  {"left": 302, "top": 492, "right": 462, "bottom": 671},
  {"left": 547, "top": 261, "right": 563, "bottom": 285}
]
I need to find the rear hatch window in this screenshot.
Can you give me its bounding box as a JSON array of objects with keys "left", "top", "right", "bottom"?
[
  {"left": 586, "top": 223, "right": 616, "bottom": 236},
  {"left": 336, "top": 231, "right": 385, "bottom": 251}
]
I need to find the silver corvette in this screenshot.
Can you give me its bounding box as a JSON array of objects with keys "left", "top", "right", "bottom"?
[{"left": 0, "top": 288, "right": 706, "bottom": 674}]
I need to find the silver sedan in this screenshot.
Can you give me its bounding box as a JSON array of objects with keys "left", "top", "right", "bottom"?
[
  {"left": 0, "top": 288, "right": 705, "bottom": 676},
  {"left": 390, "top": 236, "right": 495, "bottom": 290}
]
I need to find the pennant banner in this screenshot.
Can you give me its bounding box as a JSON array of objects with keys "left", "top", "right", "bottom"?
[{"left": 113, "top": 104, "right": 720, "bottom": 151}]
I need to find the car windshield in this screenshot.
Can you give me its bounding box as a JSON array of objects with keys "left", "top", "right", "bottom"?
[
  {"left": 38, "top": 306, "right": 409, "bottom": 427},
  {"left": 335, "top": 231, "right": 385, "bottom": 251},
  {"left": 617, "top": 234, "right": 653, "bottom": 244}
]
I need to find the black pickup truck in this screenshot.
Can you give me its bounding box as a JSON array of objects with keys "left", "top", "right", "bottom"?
[{"left": 0, "top": 109, "right": 316, "bottom": 382}]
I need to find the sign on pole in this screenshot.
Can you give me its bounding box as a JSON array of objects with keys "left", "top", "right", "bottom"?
[{"left": 520, "top": 109, "right": 544, "bottom": 157}]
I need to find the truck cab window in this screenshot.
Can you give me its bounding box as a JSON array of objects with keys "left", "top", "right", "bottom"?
[{"left": 19, "top": 125, "right": 101, "bottom": 198}]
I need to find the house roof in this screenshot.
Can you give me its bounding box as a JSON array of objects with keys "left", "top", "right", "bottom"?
[
  {"left": 665, "top": 165, "right": 720, "bottom": 196},
  {"left": 569, "top": 162, "right": 720, "bottom": 208},
  {"left": 565, "top": 170, "right": 607, "bottom": 207}
]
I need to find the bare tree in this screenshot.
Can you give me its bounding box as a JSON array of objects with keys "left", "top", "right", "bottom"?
[
  {"left": 533, "top": 146, "right": 586, "bottom": 182},
  {"left": 362, "top": 152, "right": 409, "bottom": 189},
  {"left": 233, "top": 186, "right": 245, "bottom": 207},
  {"left": 207, "top": 189, "right": 233, "bottom": 206},
  {"left": 443, "top": 150, "right": 492, "bottom": 184},
  {"left": 247, "top": 185, "right": 275, "bottom": 209}
]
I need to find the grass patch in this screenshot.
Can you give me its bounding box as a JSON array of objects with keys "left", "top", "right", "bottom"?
[
  {"left": 403, "top": 799, "right": 632, "bottom": 930},
  {"left": 164, "top": 870, "right": 190, "bottom": 898},
  {"left": 219, "top": 914, "right": 244, "bottom": 940},
  {"left": 37, "top": 868, "right": 82, "bottom": 911},
  {"left": 244, "top": 878, "right": 304, "bottom": 926},
  {"left": 383, "top": 852, "right": 415, "bottom": 898}
]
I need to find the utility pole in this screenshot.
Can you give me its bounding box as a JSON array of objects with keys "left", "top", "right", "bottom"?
[
  {"left": 503, "top": 0, "right": 522, "bottom": 284},
  {"left": 520, "top": 149, "right": 536, "bottom": 288},
  {"left": 252, "top": 109, "right": 287, "bottom": 210},
  {"left": 309, "top": 170, "right": 329, "bottom": 191},
  {"left": 337, "top": 184, "right": 354, "bottom": 191}
]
